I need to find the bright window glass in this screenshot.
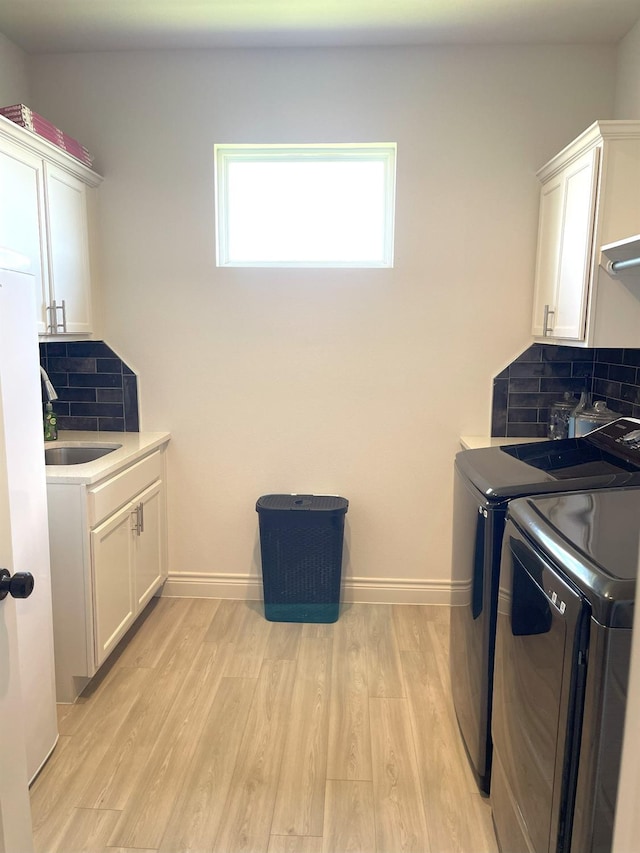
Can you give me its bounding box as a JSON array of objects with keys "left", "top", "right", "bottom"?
[{"left": 214, "top": 144, "right": 396, "bottom": 268}]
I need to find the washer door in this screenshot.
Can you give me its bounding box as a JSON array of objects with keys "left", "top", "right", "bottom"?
[
  {"left": 491, "top": 521, "right": 590, "bottom": 853},
  {"left": 449, "top": 465, "right": 505, "bottom": 792}
]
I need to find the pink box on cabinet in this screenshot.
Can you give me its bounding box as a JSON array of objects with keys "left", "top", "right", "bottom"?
[{"left": 0, "top": 103, "right": 94, "bottom": 167}]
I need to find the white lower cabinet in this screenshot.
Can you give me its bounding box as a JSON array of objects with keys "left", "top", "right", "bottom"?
[
  {"left": 133, "top": 480, "right": 164, "bottom": 609},
  {"left": 91, "top": 498, "right": 136, "bottom": 667},
  {"left": 48, "top": 446, "right": 168, "bottom": 702},
  {"left": 91, "top": 478, "right": 164, "bottom": 666}
]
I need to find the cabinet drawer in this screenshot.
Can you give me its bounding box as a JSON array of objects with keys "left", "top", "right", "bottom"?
[{"left": 87, "top": 451, "right": 162, "bottom": 527}]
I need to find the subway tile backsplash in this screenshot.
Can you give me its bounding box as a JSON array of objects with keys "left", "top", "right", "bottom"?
[
  {"left": 40, "top": 341, "right": 139, "bottom": 432},
  {"left": 491, "top": 345, "right": 640, "bottom": 438}
]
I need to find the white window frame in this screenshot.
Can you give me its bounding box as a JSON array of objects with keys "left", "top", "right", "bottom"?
[{"left": 214, "top": 143, "right": 397, "bottom": 269}]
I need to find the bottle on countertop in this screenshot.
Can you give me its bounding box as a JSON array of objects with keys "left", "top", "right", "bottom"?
[
  {"left": 548, "top": 392, "right": 578, "bottom": 440},
  {"left": 44, "top": 402, "right": 57, "bottom": 441}
]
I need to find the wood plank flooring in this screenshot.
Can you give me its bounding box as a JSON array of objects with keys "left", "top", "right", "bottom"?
[{"left": 30, "top": 598, "right": 498, "bottom": 853}]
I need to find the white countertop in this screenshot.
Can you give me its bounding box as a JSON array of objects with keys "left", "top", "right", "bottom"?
[
  {"left": 460, "top": 436, "right": 546, "bottom": 450},
  {"left": 45, "top": 430, "right": 171, "bottom": 485}
]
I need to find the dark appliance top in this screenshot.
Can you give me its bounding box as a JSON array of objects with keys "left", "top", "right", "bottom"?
[
  {"left": 456, "top": 418, "right": 640, "bottom": 502},
  {"left": 507, "top": 486, "right": 640, "bottom": 628}
]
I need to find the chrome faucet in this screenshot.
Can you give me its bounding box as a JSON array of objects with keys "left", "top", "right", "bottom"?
[{"left": 40, "top": 366, "right": 58, "bottom": 402}]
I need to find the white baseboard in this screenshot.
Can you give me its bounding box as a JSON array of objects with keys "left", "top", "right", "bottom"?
[
  {"left": 162, "top": 571, "right": 466, "bottom": 606},
  {"left": 162, "top": 572, "right": 263, "bottom": 600}
]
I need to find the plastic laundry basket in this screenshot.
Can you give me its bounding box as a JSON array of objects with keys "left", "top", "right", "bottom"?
[{"left": 256, "top": 494, "right": 349, "bottom": 623}]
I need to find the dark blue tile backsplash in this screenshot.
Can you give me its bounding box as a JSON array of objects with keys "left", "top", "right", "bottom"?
[
  {"left": 40, "top": 341, "right": 139, "bottom": 432},
  {"left": 492, "top": 344, "right": 640, "bottom": 438}
]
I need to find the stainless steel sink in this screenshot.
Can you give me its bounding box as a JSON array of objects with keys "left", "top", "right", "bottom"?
[{"left": 44, "top": 444, "right": 122, "bottom": 465}]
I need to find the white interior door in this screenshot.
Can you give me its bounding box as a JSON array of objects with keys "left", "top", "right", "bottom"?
[
  {"left": 0, "top": 295, "right": 34, "bottom": 851},
  {"left": 0, "top": 267, "right": 59, "bottom": 782}
]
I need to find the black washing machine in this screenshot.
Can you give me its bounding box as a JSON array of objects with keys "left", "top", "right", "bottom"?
[
  {"left": 450, "top": 418, "right": 640, "bottom": 793},
  {"left": 491, "top": 486, "right": 638, "bottom": 853}
]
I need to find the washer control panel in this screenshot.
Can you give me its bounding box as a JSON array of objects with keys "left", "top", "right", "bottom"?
[
  {"left": 590, "top": 418, "right": 640, "bottom": 464},
  {"left": 617, "top": 428, "right": 640, "bottom": 447}
]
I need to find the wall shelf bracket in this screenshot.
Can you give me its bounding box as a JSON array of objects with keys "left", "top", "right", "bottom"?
[{"left": 601, "top": 235, "right": 640, "bottom": 276}]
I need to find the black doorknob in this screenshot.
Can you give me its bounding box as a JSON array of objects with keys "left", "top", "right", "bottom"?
[{"left": 0, "top": 568, "right": 35, "bottom": 600}]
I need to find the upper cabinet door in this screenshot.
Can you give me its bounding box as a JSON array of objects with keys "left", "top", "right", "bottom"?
[
  {"left": 531, "top": 173, "right": 563, "bottom": 337},
  {"left": 553, "top": 148, "right": 599, "bottom": 340},
  {"left": 44, "top": 163, "right": 93, "bottom": 336},
  {"left": 0, "top": 141, "right": 49, "bottom": 334},
  {"left": 531, "top": 147, "right": 599, "bottom": 342}
]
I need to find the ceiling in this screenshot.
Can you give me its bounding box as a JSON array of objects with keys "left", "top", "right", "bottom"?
[{"left": 1, "top": 0, "right": 639, "bottom": 54}]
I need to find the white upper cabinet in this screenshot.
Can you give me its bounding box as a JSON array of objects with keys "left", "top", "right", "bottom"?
[
  {"left": 0, "top": 139, "right": 48, "bottom": 326},
  {"left": 532, "top": 149, "right": 599, "bottom": 340},
  {"left": 531, "top": 121, "right": 640, "bottom": 348},
  {"left": 0, "top": 115, "right": 101, "bottom": 337},
  {"left": 44, "top": 163, "right": 93, "bottom": 335}
]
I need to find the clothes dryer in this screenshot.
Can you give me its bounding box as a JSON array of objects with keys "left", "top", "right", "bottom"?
[{"left": 492, "top": 486, "right": 638, "bottom": 853}]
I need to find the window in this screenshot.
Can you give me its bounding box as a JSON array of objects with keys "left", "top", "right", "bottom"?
[{"left": 214, "top": 143, "right": 396, "bottom": 268}]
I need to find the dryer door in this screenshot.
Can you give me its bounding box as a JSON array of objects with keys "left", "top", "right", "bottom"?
[{"left": 491, "top": 521, "right": 590, "bottom": 853}]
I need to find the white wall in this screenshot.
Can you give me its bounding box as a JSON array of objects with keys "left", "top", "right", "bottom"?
[
  {"left": 615, "top": 18, "right": 640, "bottom": 118},
  {"left": 28, "top": 45, "right": 615, "bottom": 601},
  {"left": 611, "top": 21, "right": 640, "bottom": 851},
  {"left": 0, "top": 32, "right": 29, "bottom": 105}
]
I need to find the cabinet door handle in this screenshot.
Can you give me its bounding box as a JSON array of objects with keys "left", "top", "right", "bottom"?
[
  {"left": 48, "top": 300, "right": 68, "bottom": 333},
  {"left": 543, "top": 303, "right": 555, "bottom": 336},
  {"left": 47, "top": 303, "right": 56, "bottom": 333},
  {"left": 131, "top": 504, "right": 144, "bottom": 536}
]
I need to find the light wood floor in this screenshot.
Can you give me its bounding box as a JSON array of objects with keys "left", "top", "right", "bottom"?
[{"left": 30, "top": 598, "right": 499, "bottom": 853}]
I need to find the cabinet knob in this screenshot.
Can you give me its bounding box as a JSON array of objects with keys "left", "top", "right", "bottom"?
[{"left": 0, "top": 568, "right": 35, "bottom": 601}]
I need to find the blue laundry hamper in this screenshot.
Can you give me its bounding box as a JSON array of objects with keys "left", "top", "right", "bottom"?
[{"left": 256, "top": 494, "right": 348, "bottom": 623}]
